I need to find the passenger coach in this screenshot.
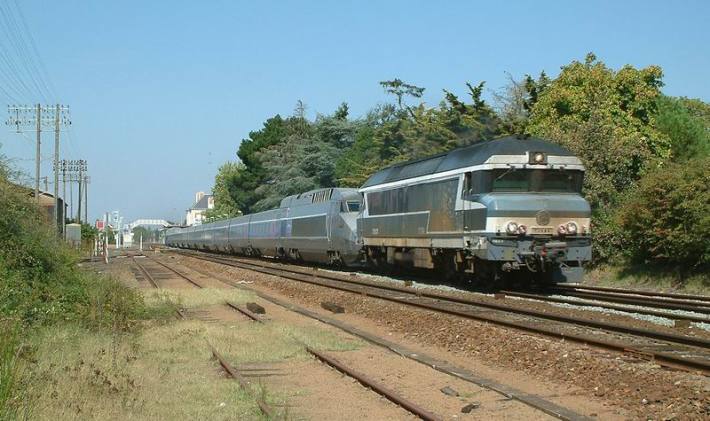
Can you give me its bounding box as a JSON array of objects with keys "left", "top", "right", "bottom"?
[{"left": 358, "top": 136, "right": 592, "bottom": 283}]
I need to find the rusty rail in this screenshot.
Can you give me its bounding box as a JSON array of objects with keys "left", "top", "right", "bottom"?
[
  {"left": 307, "top": 347, "right": 442, "bottom": 421},
  {"left": 145, "top": 255, "right": 204, "bottom": 288},
  {"left": 132, "top": 257, "right": 159, "bottom": 288},
  {"left": 210, "top": 345, "right": 276, "bottom": 419}
]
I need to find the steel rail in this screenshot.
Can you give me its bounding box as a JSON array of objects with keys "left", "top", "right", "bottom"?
[
  {"left": 179, "top": 251, "right": 710, "bottom": 375},
  {"left": 210, "top": 345, "right": 276, "bottom": 419},
  {"left": 553, "top": 289, "right": 710, "bottom": 314},
  {"left": 144, "top": 255, "right": 204, "bottom": 288},
  {"left": 132, "top": 257, "right": 159, "bottom": 288},
  {"left": 499, "top": 290, "right": 710, "bottom": 323},
  {"left": 306, "top": 347, "right": 442, "bottom": 421},
  {"left": 225, "top": 301, "right": 263, "bottom": 321},
  {"left": 556, "top": 283, "right": 710, "bottom": 302}
]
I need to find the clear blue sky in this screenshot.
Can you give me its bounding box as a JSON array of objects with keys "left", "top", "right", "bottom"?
[{"left": 1, "top": 0, "right": 708, "bottom": 223}]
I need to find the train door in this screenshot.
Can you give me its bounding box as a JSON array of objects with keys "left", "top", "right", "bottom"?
[{"left": 462, "top": 172, "right": 472, "bottom": 232}]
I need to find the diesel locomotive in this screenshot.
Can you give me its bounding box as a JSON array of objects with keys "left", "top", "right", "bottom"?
[{"left": 165, "top": 136, "right": 592, "bottom": 283}]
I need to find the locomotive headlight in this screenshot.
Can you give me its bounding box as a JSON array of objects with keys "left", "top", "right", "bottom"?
[
  {"left": 533, "top": 152, "right": 545, "bottom": 163},
  {"left": 506, "top": 221, "right": 519, "bottom": 235},
  {"left": 566, "top": 222, "right": 578, "bottom": 235},
  {"left": 517, "top": 224, "right": 527, "bottom": 235},
  {"left": 557, "top": 224, "right": 568, "bottom": 235}
]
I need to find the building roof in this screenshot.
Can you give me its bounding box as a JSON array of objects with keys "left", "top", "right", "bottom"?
[
  {"left": 190, "top": 194, "right": 213, "bottom": 210},
  {"left": 361, "top": 136, "right": 576, "bottom": 188}
]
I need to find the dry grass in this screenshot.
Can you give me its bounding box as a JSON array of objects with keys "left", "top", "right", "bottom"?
[
  {"left": 20, "top": 286, "right": 362, "bottom": 420},
  {"left": 143, "top": 288, "right": 255, "bottom": 310},
  {"left": 23, "top": 323, "right": 262, "bottom": 420},
  {"left": 586, "top": 266, "right": 710, "bottom": 294}
]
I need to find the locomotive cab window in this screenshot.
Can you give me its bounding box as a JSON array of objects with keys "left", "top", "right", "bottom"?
[
  {"left": 461, "top": 171, "right": 491, "bottom": 198},
  {"left": 489, "top": 169, "right": 583, "bottom": 193},
  {"left": 341, "top": 201, "right": 361, "bottom": 213}
]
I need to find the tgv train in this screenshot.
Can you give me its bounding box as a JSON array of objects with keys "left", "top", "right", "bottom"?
[
  {"left": 165, "top": 136, "right": 592, "bottom": 283},
  {"left": 166, "top": 188, "right": 363, "bottom": 265}
]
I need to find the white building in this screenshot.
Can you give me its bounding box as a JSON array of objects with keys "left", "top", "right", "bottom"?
[{"left": 185, "top": 191, "right": 214, "bottom": 226}]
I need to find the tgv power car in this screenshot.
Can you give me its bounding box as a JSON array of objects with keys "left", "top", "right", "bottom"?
[
  {"left": 358, "top": 136, "right": 592, "bottom": 283},
  {"left": 165, "top": 188, "right": 363, "bottom": 265}
]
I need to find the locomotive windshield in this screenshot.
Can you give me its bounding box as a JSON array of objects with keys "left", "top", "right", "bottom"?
[
  {"left": 463, "top": 169, "right": 583, "bottom": 196},
  {"left": 341, "top": 201, "right": 361, "bottom": 212}
]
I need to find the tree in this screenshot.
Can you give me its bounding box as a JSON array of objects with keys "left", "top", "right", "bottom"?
[
  {"left": 493, "top": 72, "right": 550, "bottom": 134},
  {"left": 655, "top": 96, "right": 710, "bottom": 161},
  {"left": 231, "top": 115, "right": 289, "bottom": 213},
  {"left": 335, "top": 80, "right": 501, "bottom": 186},
  {"left": 379, "top": 79, "right": 425, "bottom": 109},
  {"left": 131, "top": 226, "right": 151, "bottom": 243},
  {"left": 206, "top": 161, "right": 243, "bottom": 220},
  {"left": 526, "top": 53, "right": 671, "bottom": 210},
  {"left": 617, "top": 156, "right": 709, "bottom": 272},
  {"left": 251, "top": 102, "right": 361, "bottom": 211}
]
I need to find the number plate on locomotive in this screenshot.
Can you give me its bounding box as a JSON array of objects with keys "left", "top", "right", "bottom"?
[{"left": 531, "top": 227, "right": 554, "bottom": 234}]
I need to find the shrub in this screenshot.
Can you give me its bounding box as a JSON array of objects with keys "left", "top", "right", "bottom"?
[
  {"left": 617, "top": 156, "right": 710, "bottom": 272},
  {"left": 0, "top": 320, "right": 22, "bottom": 419}
]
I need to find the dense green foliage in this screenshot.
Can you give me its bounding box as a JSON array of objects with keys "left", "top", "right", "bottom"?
[
  {"left": 617, "top": 156, "right": 709, "bottom": 271},
  {"left": 526, "top": 53, "right": 671, "bottom": 209},
  {"left": 655, "top": 96, "right": 710, "bottom": 161},
  {"left": 0, "top": 162, "right": 147, "bottom": 328},
  {"left": 208, "top": 54, "right": 709, "bottom": 274},
  {"left": 0, "top": 158, "right": 179, "bottom": 417}
]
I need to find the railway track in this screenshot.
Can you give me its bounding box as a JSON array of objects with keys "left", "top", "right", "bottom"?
[
  {"left": 132, "top": 256, "right": 203, "bottom": 289},
  {"left": 499, "top": 290, "right": 710, "bottom": 323},
  {"left": 135, "top": 255, "right": 442, "bottom": 420},
  {"left": 160, "top": 248, "right": 710, "bottom": 319},
  {"left": 549, "top": 286, "right": 710, "bottom": 314},
  {"left": 172, "top": 250, "right": 710, "bottom": 376},
  {"left": 141, "top": 253, "right": 592, "bottom": 420},
  {"left": 555, "top": 283, "right": 710, "bottom": 303}
]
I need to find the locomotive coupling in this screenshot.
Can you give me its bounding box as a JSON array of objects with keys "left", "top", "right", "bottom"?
[{"left": 533, "top": 241, "right": 568, "bottom": 262}]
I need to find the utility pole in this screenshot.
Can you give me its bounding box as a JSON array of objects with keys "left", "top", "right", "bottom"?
[
  {"left": 52, "top": 104, "right": 70, "bottom": 230},
  {"left": 104, "top": 212, "right": 110, "bottom": 263},
  {"left": 35, "top": 104, "right": 41, "bottom": 203},
  {"left": 64, "top": 160, "right": 86, "bottom": 225},
  {"left": 68, "top": 159, "right": 87, "bottom": 224},
  {"left": 69, "top": 175, "right": 73, "bottom": 218},
  {"left": 83, "top": 175, "right": 90, "bottom": 223},
  {"left": 60, "top": 160, "right": 68, "bottom": 236},
  {"left": 6, "top": 105, "right": 70, "bottom": 220}
]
